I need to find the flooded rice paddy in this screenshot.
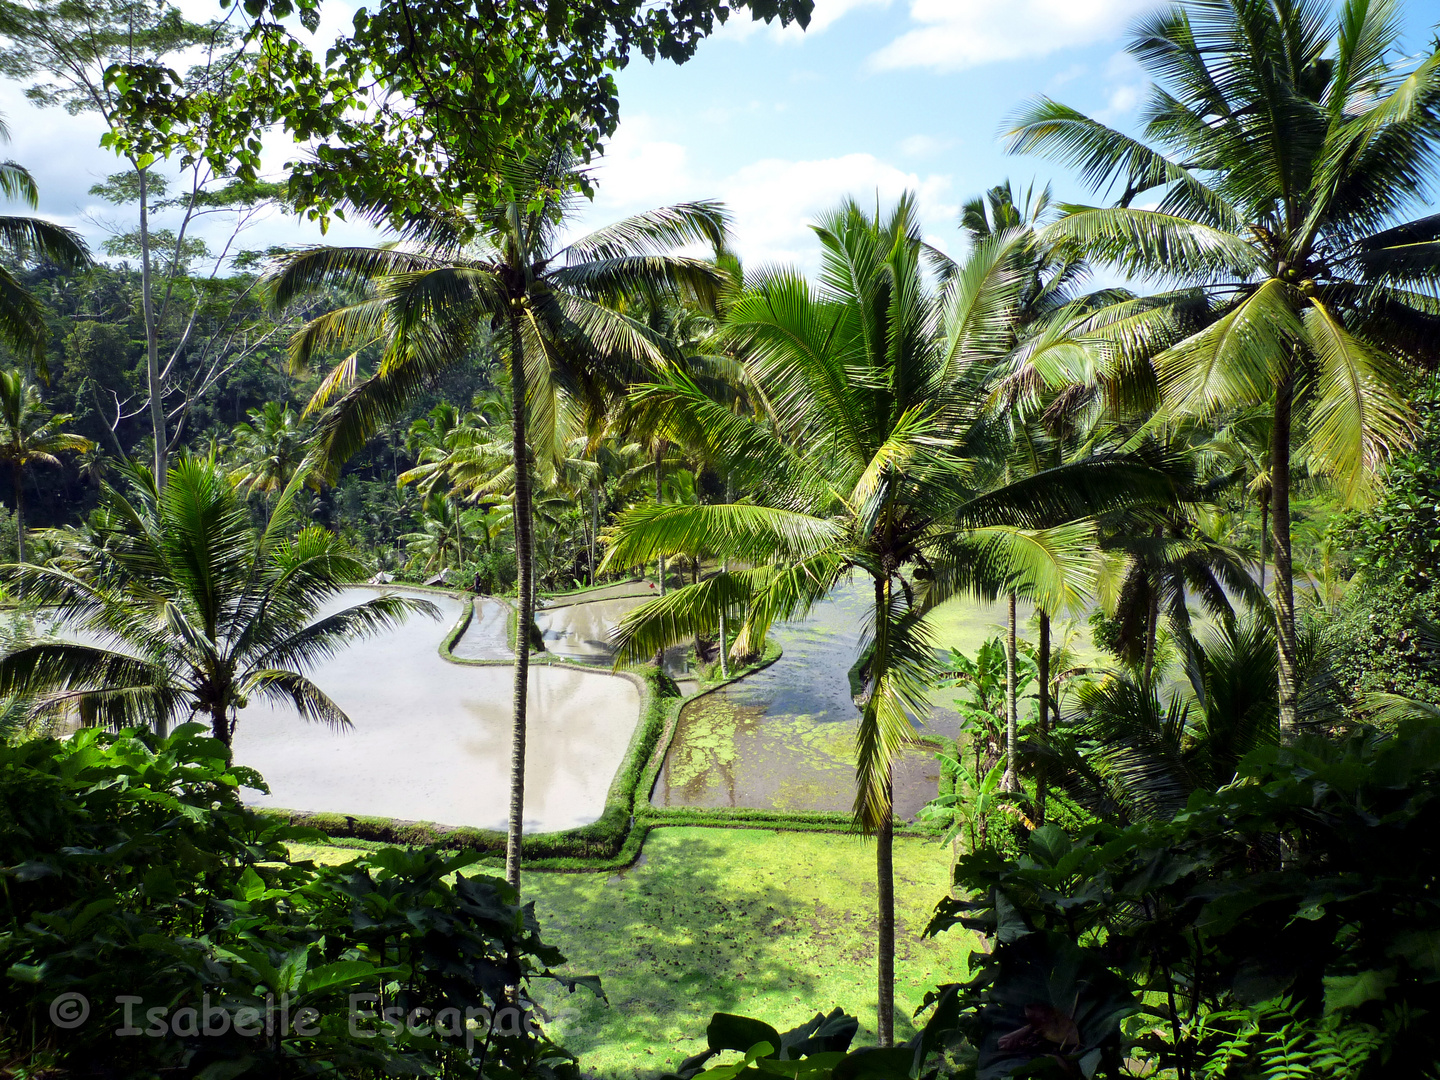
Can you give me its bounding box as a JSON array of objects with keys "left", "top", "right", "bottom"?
[
  {"left": 234, "top": 589, "right": 641, "bottom": 833},
  {"left": 18, "top": 575, "right": 1038, "bottom": 830},
  {"left": 652, "top": 582, "right": 1012, "bottom": 820}
]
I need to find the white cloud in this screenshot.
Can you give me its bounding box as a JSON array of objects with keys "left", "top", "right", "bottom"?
[
  {"left": 1049, "top": 63, "right": 1088, "bottom": 88},
  {"left": 588, "top": 117, "right": 693, "bottom": 209},
  {"left": 868, "top": 0, "right": 1154, "bottom": 72},
  {"left": 898, "top": 133, "right": 956, "bottom": 157},
  {"left": 1094, "top": 50, "right": 1149, "bottom": 122},
  {"left": 722, "top": 154, "right": 955, "bottom": 267},
  {"left": 581, "top": 117, "right": 956, "bottom": 273},
  {"left": 716, "top": 0, "right": 892, "bottom": 43}
]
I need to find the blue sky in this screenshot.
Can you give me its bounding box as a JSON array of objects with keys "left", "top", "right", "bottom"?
[{"left": 1, "top": 0, "right": 1438, "bottom": 274}]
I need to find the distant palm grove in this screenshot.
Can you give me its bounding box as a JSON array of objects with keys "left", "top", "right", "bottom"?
[{"left": 0, "top": 0, "right": 1438, "bottom": 1078}]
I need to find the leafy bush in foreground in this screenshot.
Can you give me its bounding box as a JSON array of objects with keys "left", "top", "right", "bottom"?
[{"left": 0, "top": 725, "right": 595, "bottom": 1078}]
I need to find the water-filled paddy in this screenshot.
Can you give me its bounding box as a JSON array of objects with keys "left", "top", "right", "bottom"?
[
  {"left": 234, "top": 589, "right": 641, "bottom": 833},
  {"left": 653, "top": 581, "right": 982, "bottom": 819},
  {"left": 448, "top": 596, "right": 512, "bottom": 659}
]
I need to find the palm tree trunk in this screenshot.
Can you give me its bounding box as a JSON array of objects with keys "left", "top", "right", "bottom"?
[
  {"left": 210, "top": 702, "right": 230, "bottom": 747},
  {"left": 12, "top": 466, "right": 23, "bottom": 566},
  {"left": 505, "top": 308, "right": 535, "bottom": 891},
  {"left": 1036, "top": 608, "right": 1050, "bottom": 826},
  {"left": 868, "top": 572, "right": 896, "bottom": 1048},
  {"left": 718, "top": 480, "right": 730, "bottom": 678},
  {"left": 655, "top": 445, "right": 666, "bottom": 599},
  {"left": 719, "top": 557, "right": 730, "bottom": 680},
  {"left": 1143, "top": 584, "right": 1159, "bottom": 690},
  {"left": 876, "top": 777, "right": 895, "bottom": 1048},
  {"left": 1272, "top": 372, "right": 1297, "bottom": 733},
  {"left": 589, "top": 486, "right": 598, "bottom": 587},
  {"left": 136, "top": 164, "right": 167, "bottom": 488},
  {"left": 1002, "top": 591, "right": 1019, "bottom": 792},
  {"left": 1258, "top": 492, "right": 1269, "bottom": 594}
]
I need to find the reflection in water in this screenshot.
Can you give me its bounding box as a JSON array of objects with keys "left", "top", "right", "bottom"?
[
  {"left": 233, "top": 589, "right": 641, "bottom": 833},
  {"left": 654, "top": 582, "right": 954, "bottom": 819},
  {"left": 531, "top": 586, "right": 693, "bottom": 677},
  {"left": 449, "top": 597, "right": 512, "bottom": 659}
]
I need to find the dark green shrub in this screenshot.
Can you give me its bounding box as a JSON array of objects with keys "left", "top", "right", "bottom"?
[{"left": 0, "top": 725, "right": 594, "bottom": 1078}]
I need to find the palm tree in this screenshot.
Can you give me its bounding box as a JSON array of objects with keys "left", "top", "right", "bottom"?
[
  {"left": 0, "top": 456, "right": 430, "bottom": 744},
  {"left": 957, "top": 180, "right": 1117, "bottom": 795},
  {"left": 228, "top": 401, "right": 315, "bottom": 497},
  {"left": 0, "top": 368, "right": 91, "bottom": 563},
  {"left": 600, "top": 195, "right": 1175, "bottom": 1045},
  {"left": 1006, "top": 0, "right": 1440, "bottom": 729},
  {"left": 0, "top": 119, "right": 89, "bottom": 361},
  {"left": 1036, "top": 616, "right": 1281, "bottom": 825},
  {"left": 268, "top": 148, "right": 726, "bottom": 889}
]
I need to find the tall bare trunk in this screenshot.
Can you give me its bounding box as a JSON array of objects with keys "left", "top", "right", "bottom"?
[
  {"left": 137, "top": 164, "right": 166, "bottom": 487},
  {"left": 1035, "top": 608, "right": 1050, "bottom": 826},
  {"left": 655, "top": 445, "right": 666, "bottom": 598},
  {"left": 589, "top": 487, "right": 598, "bottom": 587},
  {"left": 1002, "top": 591, "right": 1018, "bottom": 792},
  {"left": 719, "top": 558, "right": 730, "bottom": 679},
  {"left": 1258, "top": 493, "right": 1269, "bottom": 594},
  {"left": 505, "top": 309, "right": 534, "bottom": 890},
  {"left": 868, "top": 572, "right": 896, "bottom": 1047},
  {"left": 12, "top": 467, "right": 23, "bottom": 566},
  {"left": 876, "top": 787, "right": 895, "bottom": 1047},
  {"left": 1272, "top": 371, "right": 1297, "bottom": 733},
  {"left": 718, "top": 480, "right": 730, "bottom": 677},
  {"left": 1142, "top": 585, "right": 1159, "bottom": 690}
]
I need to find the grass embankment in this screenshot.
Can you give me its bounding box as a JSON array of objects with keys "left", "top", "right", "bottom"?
[{"left": 291, "top": 827, "right": 977, "bottom": 1079}]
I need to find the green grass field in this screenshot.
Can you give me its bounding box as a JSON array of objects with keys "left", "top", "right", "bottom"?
[{"left": 293, "top": 827, "right": 978, "bottom": 1079}]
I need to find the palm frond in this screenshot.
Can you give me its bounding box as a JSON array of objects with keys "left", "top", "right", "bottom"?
[
  {"left": 1301, "top": 298, "right": 1416, "bottom": 505},
  {"left": 601, "top": 502, "right": 843, "bottom": 571},
  {"left": 1042, "top": 206, "right": 1260, "bottom": 283}
]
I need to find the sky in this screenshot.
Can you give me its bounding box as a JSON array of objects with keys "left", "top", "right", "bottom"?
[{"left": 1, "top": 0, "right": 1438, "bottom": 276}]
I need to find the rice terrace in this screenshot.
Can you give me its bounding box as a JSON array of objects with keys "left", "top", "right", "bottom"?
[{"left": 0, "top": 0, "right": 1438, "bottom": 1078}]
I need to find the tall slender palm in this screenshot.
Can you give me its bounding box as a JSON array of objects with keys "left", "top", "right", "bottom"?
[
  {"left": 1006, "top": 0, "right": 1440, "bottom": 729},
  {"left": 0, "top": 457, "right": 429, "bottom": 743},
  {"left": 268, "top": 149, "right": 726, "bottom": 888},
  {"left": 0, "top": 368, "right": 91, "bottom": 563},
  {"left": 957, "top": 180, "right": 1118, "bottom": 794},
  {"left": 600, "top": 195, "right": 1175, "bottom": 1045}
]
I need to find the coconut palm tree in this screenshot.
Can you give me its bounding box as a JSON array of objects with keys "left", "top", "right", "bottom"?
[
  {"left": 600, "top": 195, "right": 1176, "bottom": 1045},
  {"left": 0, "top": 368, "right": 91, "bottom": 563},
  {"left": 268, "top": 147, "right": 726, "bottom": 889},
  {"left": 1006, "top": 0, "right": 1440, "bottom": 729},
  {"left": 0, "top": 456, "right": 430, "bottom": 744},
  {"left": 228, "top": 401, "right": 315, "bottom": 497}
]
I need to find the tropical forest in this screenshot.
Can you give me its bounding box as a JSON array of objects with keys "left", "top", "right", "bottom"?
[{"left": 0, "top": 0, "right": 1438, "bottom": 1076}]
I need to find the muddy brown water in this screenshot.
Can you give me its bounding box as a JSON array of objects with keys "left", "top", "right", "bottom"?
[
  {"left": 653, "top": 581, "right": 955, "bottom": 819},
  {"left": 233, "top": 589, "right": 641, "bottom": 833}
]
